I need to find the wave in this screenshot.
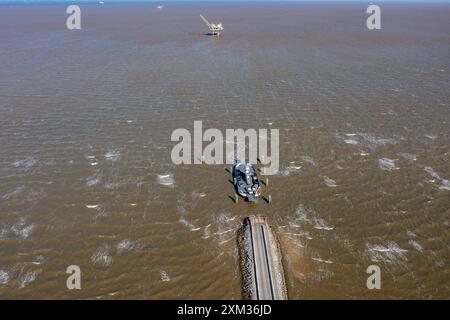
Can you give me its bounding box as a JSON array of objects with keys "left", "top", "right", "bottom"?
[
  {"left": 424, "top": 166, "right": 450, "bottom": 191},
  {"left": 11, "top": 217, "right": 35, "bottom": 239},
  {"left": 91, "top": 251, "right": 113, "bottom": 267},
  {"left": 13, "top": 157, "right": 37, "bottom": 169},
  {"left": 323, "top": 176, "right": 337, "bottom": 188},
  {"left": 179, "top": 217, "right": 200, "bottom": 231},
  {"left": 19, "top": 270, "right": 40, "bottom": 289},
  {"left": 157, "top": 174, "right": 174, "bottom": 186},
  {"left": 312, "top": 257, "right": 333, "bottom": 264},
  {"left": 365, "top": 241, "right": 408, "bottom": 266},
  {"left": 160, "top": 270, "right": 170, "bottom": 282},
  {"left": 104, "top": 150, "right": 121, "bottom": 162},
  {"left": 117, "top": 239, "right": 134, "bottom": 253},
  {"left": 312, "top": 217, "right": 334, "bottom": 231},
  {"left": 0, "top": 270, "right": 10, "bottom": 284},
  {"left": 279, "top": 164, "right": 302, "bottom": 176},
  {"left": 378, "top": 158, "right": 398, "bottom": 171},
  {"left": 338, "top": 133, "right": 397, "bottom": 150}
]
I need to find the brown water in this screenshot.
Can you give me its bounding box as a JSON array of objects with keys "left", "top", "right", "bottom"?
[{"left": 0, "top": 2, "right": 449, "bottom": 299}]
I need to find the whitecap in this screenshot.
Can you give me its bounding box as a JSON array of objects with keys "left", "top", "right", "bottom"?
[
  {"left": 31, "top": 255, "right": 46, "bottom": 266},
  {"left": 399, "top": 153, "right": 417, "bottom": 161},
  {"left": 86, "top": 204, "right": 99, "bottom": 209},
  {"left": 192, "top": 192, "right": 207, "bottom": 199},
  {"left": 344, "top": 139, "right": 359, "bottom": 145},
  {"left": 19, "top": 271, "right": 39, "bottom": 288},
  {"left": 160, "top": 270, "right": 170, "bottom": 282},
  {"left": 299, "top": 231, "right": 313, "bottom": 240},
  {"left": 13, "top": 157, "right": 37, "bottom": 169},
  {"left": 279, "top": 165, "right": 302, "bottom": 176},
  {"left": 313, "top": 217, "right": 334, "bottom": 230},
  {"left": 323, "top": 176, "right": 337, "bottom": 188},
  {"left": 312, "top": 257, "right": 334, "bottom": 264},
  {"left": 86, "top": 175, "right": 101, "bottom": 187},
  {"left": 409, "top": 239, "right": 423, "bottom": 252},
  {"left": 378, "top": 158, "right": 398, "bottom": 170},
  {"left": 0, "top": 229, "right": 7, "bottom": 240},
  {"left": 301, "top": 156, "right": 316, "bottom": 166},
  {"left": 216, "top": 214, "right": 236, "bottom": 223},
  {"left": 424, "top": 166, "right": 440, "bottom": 179},
  {"left": 91, "top": 251, "right": 113, "bottom": 266},
  {"left": 359, "top": 133, "right": 397, "bottom": 149},
  {"left": 210, "top": 213, "right": 240, "bottom": 247},
  {"left": 117, "top": 239, "right": 134, "bottom": 252},
  {"left": 179, "top": 217, "right": 199, "bottom": 231},
  {"left": 104, "top": 150, "right": 121, "bottom": 162},
  {"left": 294, "top": 204, "right": 311, "bottom": 222},
  {"left": 424, "top": 166, "right": 450, "bottom": 191},
  {"left": 2, "top": 186, "right": 25, "bottom": 200},
  {"left": 12, "top": 218, "right": 34, "bottom": 238},
  {"left": 366, "top": 241, "right": 408, "bottom": 265},
  {"left": 438, "top": 180, "right": 450, "bottom": 191},
  {"left": 202, "top": 225, "right": 211, "bottom": 239},
  {"left": 339, "top": 133, "right": 397, "bottom": 150},
  {"left": 0, "top": 270, "right": 10, "bottom": 284},
  {"left": 215, "top": 228, "right": 235, "bottom": 236},
  {"left": 157, "top": 174, "right": 174, "bottom": 186}
]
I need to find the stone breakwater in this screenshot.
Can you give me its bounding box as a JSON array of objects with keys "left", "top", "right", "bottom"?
[{"left": 237, "top": 216, "right": 288, "bottom": 300}]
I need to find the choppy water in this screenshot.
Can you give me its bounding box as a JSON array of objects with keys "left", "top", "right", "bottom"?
[{"left": 0, "top": 3, "right": 449, "bottom": 299}]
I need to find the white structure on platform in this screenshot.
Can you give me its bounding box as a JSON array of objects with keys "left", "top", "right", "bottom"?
[{"left": 200, "top": 14, "right": 223, "bottom": 35}]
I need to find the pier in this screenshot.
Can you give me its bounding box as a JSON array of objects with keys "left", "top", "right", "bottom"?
[{"left": 238, "top": 216, "right": 287, "bottom": 300}]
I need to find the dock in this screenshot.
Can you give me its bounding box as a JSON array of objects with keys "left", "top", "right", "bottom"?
[{"left": 238, "top": 216, "right": 287, "bottom": 300}]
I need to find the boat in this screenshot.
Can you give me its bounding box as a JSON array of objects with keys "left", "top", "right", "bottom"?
[{"left": 232, "top": 160, "right": 262, "bottom": 202}]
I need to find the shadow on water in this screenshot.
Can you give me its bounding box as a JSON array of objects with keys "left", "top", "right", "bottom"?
[{"left": 204, "top": 33, "right": 223, "bottom": 39}]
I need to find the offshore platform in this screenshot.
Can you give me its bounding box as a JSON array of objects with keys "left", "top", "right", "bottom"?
[{"left": 200, "top": 14, "right": 224, "bottom": 36}]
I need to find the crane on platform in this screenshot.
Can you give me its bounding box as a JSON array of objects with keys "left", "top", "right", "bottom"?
[{"left": 200, "top": 14, "right": 223, "bottom": 35}]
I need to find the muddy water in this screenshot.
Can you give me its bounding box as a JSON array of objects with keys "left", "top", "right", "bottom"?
[{"left": 0, "top": 3, "right": 449, "bottom": 299}]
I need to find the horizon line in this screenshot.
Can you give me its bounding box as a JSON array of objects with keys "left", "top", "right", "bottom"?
[{"left": 2, "top": 0, "right": 450, "bottom": 3}]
